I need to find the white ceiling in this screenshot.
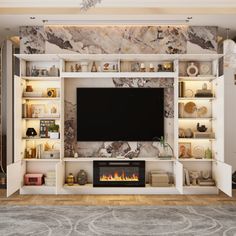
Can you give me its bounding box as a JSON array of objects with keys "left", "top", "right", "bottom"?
[{"left": 0, "top": 0, "right": 236, "bottom": 40}]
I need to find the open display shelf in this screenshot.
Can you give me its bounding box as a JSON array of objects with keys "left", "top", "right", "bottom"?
[{"left": 6, "top": 53, "right": 232, "bottom": 197}]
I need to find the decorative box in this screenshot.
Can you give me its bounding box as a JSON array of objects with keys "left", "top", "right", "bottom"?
[
  {"left": 24, "top": 173, "right": 43, "bottom": 185},
  {"left": 41, "top": 150, "right": 60, "bottom": 159},
  {"left": 193, "top": 132, "right": 215, "bottom": 139}
]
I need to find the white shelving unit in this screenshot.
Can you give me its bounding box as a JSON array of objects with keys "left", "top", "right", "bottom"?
[{"left": 6, "top": 53, "right": 232, "bottom": 197}]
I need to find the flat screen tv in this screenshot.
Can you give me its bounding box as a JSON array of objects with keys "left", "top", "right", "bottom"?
[{"left": 77, "top": 88, "right": 164, "bottom": 141}]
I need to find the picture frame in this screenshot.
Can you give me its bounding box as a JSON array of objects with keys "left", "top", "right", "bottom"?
[
  {"left": 31, "top": 104, "right": 45, "bottom": 118},
  {"left": 178, "top": 142, "right": 192, "bottom": 158}
]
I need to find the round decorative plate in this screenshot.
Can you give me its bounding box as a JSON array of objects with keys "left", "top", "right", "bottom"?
[
  {"left": 184, "top": 102, "right": 196, "bottom": 114},
  {"left": 184, "top": 89, "right": 194, "bottom": 98},
  {"left": 200, "top": 64, "right": 210, "bottom": 75}
]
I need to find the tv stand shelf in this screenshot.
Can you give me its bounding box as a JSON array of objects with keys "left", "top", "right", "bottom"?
[{"left": 6, "top": 53, "right": 232, "bottom": 197}]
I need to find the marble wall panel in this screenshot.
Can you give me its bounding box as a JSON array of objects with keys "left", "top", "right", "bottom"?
[{"left": 20, "top": 26, "right": 218, "bottom": 54}]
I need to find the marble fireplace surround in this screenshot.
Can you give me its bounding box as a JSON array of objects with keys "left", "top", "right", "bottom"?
[{"left": 19, "top": 25, "right": 219, "bottom": 158}]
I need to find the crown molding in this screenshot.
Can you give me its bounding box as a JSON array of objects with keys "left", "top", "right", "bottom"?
[{"left": 0, "top": 0, "right": 236, "bottom": 8}]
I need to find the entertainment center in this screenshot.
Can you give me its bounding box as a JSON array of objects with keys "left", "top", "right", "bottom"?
[{"left": 7, "top": 53, "right": 232, "bottom": 197}]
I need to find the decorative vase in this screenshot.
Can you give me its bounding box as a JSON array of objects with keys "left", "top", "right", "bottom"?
[
  {"left": 187, "top": 62, "right": 198, "bottom": 77},
  {"left": 91, "top": 61, "right": 97, "bottom": 72},
  {"left": 205, "top": 148, "right": 212, "bottom": 159},
  {"left": 26, "top": 128, "right": 37, "bottom": 137},
  {"left": 81, "top": 62, "right": 88, "bottom": 72},
  {"left": 49, "top": 65, "right": 59, "bottom": 77},
  {"left": 77, "top": 170, "right": 88, "bottom": 185},
  {"left": 66, "top": 173, "right": 74, "bottom": 186}
]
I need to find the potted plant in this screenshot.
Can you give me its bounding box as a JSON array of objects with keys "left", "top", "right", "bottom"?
[{"left": 48, "top": 124, "right": 60, "bottom": 139}]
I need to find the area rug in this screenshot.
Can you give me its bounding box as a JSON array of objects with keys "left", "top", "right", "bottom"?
[{"left": 0, "top": 205, "right": 236, "bottom": 235}]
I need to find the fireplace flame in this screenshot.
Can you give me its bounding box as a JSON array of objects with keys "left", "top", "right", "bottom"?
[{"left": 100, "top": 170, "right": 139, "bottom": 181}]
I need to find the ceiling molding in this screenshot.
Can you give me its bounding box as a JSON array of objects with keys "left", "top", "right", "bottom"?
[
  {"left": 0, "top": 0, "right": 236, "bottom": 8},
  {"left": 1, "top": 7, "right": 236, "bottom": 15}
]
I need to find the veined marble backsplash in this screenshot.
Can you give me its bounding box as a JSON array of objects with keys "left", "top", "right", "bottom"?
[
  {"left": 64, "top": 77, "right": 174, "bottom": 158},
  {"left": 20, "top": 25, "right": 218, "bottom": 54}
]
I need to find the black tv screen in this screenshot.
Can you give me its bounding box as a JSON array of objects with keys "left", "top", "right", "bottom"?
[{"left": 77, "top": 88, "right": 164, "bottom": 141}]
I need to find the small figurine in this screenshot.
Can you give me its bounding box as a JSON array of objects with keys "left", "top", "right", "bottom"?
[
  {"left": 149, "top": 63, "right": 155, "bottom": 72},
  {"left": 75, "top": 64, "right": 81, "bottom": 72},
  {"left": 70, "top": 65, "right": 74, "bottom": 72},
  {"left": 140, "top": 63, "right": 146, "bottom": 72},
  {"left": 197, "top": 123, "right": 207, "bottom": 132}
]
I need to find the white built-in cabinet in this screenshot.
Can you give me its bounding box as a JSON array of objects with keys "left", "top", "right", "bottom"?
[{"left": 7, "top": 54, "right": 232, "bottom": 197}]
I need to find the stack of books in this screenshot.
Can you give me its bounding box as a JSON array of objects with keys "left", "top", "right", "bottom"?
[{"left": 44, "top": 171, "right": 56, "bottom": 186}]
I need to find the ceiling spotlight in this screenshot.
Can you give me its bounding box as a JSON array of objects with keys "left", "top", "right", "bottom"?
[
  {"left": 187, "top": 17, "right": 193, "bottom": 20},
  {"left": 30, "top": 17, "right": 36, "bottom": 20}
]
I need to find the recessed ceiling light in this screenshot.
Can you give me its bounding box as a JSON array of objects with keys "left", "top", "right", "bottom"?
[
  {"left": 30, "top": 17, "right": 36, "bottom": 20},
  {"left": 187, "top": 17, "right": 193, "bottom": 20}
]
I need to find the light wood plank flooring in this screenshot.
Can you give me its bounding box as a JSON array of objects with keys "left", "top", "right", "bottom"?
[{"left": 1, "top": 189, "right": 236, "bottom": 206}]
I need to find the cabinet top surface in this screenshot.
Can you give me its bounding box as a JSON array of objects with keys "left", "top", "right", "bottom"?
[{"left": 14, "top": 53, "right": 224, "bottom": 62}]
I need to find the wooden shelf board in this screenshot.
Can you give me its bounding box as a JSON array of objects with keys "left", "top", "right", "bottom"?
[
  {"left": 22, "top": 117, "right": 60, "bottom": 120},
  {"left": 178, "top": 97, "right": 215, "bottom": 100},
  {"left": 183, "top": 185, "right": 217, "bottom": 189},
  {"left": 15, "top": 53, "right": 223, "bottom": 62},
  {"left": 22, "top": 137, "right": 61, "bottom": 141},
  {"left": 179, "top": 138, "right": 216, "bottom": 141},
  {"left": 20, "top": 76, "right": 61, "bottom": 81},
  {"left": 179, "top": 76, "right": 217, "bottom": 81},
  {"left": 22, "top": 97, "right": 60, "bottom": 100},
  {"left": 23, "top": 158, "right": 60, "bottom": 162},
  {"left": 63, "top": 157, "right": 176, "bottom": 162},
  {"left": 61, "top": 72, "right": 177, "bottom": 78},
  {"left": 178, "top": 118, "right": 215, "bottom": 121},
  {"left": 179, "top": 158, "right": 214, "bottom": 162}
]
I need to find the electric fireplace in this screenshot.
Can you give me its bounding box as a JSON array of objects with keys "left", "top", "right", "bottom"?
[{"left": 93, "top": 161, "right": 145, "bottom": 187}]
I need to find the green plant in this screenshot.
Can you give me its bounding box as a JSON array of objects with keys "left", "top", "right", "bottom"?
[{"left": 48, "top": 124, "right": 59, "bottom": 132}]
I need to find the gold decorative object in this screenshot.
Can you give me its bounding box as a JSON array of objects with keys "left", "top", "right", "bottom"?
[
  {"left": 163, "top": 62, "right": 173, "bottom": 72},
  {"left": 47, "top": 88, "right": 57, "bottom": 97},
  {"left": 66, "top": 173, "right": 74, "bottom": 186}
]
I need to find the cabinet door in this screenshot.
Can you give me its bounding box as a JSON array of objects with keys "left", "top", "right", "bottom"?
[
  {"left": 174, "top": 161, "right": 183, "bottom": 194},
  {"left": 212, "top": 161, "right": 232, "bottom": 197},
  {"left": 7, "top": 161, "right": 22, "bottom": 197},
  {"left": 212, "top": 76, "right": 224, "bottom": 162},
  {"left": 14, "top": 76, "right": 24, "bottom": 163}
]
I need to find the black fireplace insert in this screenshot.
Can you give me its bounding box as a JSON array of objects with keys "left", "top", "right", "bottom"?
[{"left": 93, "top": 161, "right": 145, "bottom": 187}]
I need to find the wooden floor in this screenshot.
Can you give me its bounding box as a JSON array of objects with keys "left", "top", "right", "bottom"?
[{"left": 1, "top": 189, "right": 236, "bottom": 206}]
